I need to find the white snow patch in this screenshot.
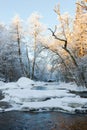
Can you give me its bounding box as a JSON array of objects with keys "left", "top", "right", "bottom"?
[
  {"left": 0, "top": 82, "right": 18, "bottom": 90},
  {"left": 0, "top": 81, "right": 5, "bottom": 87},
  {"left": 0, "top": 77, "right": 87, "bottom": 113},
  {"left": 17, "top": 77, "right": 35, "bottom": 88}
]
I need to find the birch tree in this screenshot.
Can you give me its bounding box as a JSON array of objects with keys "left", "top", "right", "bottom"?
[
  {"left": 9, "top": 15, "right": 26, "bottom": 76},
  {"left": 28, "top": 12, "right": 46, "bottom": 79}
]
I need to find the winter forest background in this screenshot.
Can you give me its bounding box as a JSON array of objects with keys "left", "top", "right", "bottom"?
[{"left": 0, "top": 0, "right": 87, "bottom": 87}]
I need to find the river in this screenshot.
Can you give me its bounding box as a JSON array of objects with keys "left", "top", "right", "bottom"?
[
  {"left": 0, "top": 86, "right": 87, "bottom": 130},
  {"left": 0, "top": 111, "right": 87, "bottom": 130}
]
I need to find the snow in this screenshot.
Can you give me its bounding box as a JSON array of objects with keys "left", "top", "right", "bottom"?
[
  {"left": 0, "top": 81, "right": 5, "bottom": 86},
  {"left": 0, "top": 77, "right": 87, "bottom": 113},
  {"left": 17, "top": 77, "right": 35, "bottom": 88}
]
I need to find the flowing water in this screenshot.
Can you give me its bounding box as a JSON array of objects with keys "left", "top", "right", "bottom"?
[{"left": 0, "top": 111, "right": 87, "bottom": 130}]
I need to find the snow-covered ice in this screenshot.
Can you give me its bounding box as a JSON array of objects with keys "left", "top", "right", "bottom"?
[{"left": 0, "top": 77, "right": 87, "bottom": 113}]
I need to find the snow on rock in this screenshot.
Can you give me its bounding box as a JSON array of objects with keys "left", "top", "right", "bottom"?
[
  {"left": 0, "top": 77, "right": 35, "bottom": 90},
  {"left": 57, "top": 82, "right": 87, "bottom": 92},
  {"left": 21, "top": 98, "right": 74, "bottom": 112},
  {"left": 2, "top": 89, "right": 75, "bottom": 104},
  {"left": 0, "top": 77, "right": 87, "bottom": 114},
  {"left": 0, "top": 81, "right": 5, "bottom": 87},
  {"left": 0, "top": 82, "right": 18, "bottom": 90},
  {"left": 17, "top": 77, "right": 35, "bottom": 88}
]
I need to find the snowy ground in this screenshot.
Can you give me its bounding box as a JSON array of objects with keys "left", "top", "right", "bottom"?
[{"left": 0, "top": 77, "right": 87, "bottom": 114}]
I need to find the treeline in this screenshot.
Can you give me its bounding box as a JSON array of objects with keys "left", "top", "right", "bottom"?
[{"left": 0, "top": 0, "right": 87, "bottom": 87}]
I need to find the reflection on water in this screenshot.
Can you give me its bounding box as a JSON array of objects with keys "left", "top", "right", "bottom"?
[
  {"left": 0, "top": 111, "right": 87, "bottom": 130},
  {"left": 31, "top": 86, "right": 47, "bottom": 90}
]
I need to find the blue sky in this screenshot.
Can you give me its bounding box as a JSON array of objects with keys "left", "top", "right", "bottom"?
[{"left": 0, "top": 0, "right": 76, "bottom": 27}]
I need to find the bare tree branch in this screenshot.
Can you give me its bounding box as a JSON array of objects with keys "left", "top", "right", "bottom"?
[
  {"left": 48, "top": 28, "right": 67, "bottom": 43},
  {"left": 76, "top": 2, "right": 87, "bottom": 10},
  {"left": 48, "top": 27, "right": 78, "bottom": 66}
]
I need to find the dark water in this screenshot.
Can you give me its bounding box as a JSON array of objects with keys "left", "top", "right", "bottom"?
[
  {"left": 0, "top": 111, "right": 87, "bottom": 130},
  {"left": 0, "top": 91, "right": 4, "bottom": 100},
  {"left": 31, "top": 86, "right": 47, "bottom": 90},
  {"left": 0, "top": 90, "right": 11, "bottom": 109},
  {"left": 69, "top": 90, "right": 87, "bottom": 98}
]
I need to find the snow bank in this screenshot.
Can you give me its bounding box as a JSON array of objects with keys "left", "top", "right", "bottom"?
[
  {"left": 0, "top": 77, "right": 87, "bottom": 113},
  {"left": 0, "top": 77, "right": 35, "bottom": 90},
  {"left": 2, "top": 89, "right": 75, "bottom": 104},
  {"left": 0, "top": 82, "right": 18, "bottom": 90},
  {"left": 0, "top": 81, "right": 5, "bottom": 86},
  {"left": 17, "top": 77, "right": 35, "bottom": 88}
]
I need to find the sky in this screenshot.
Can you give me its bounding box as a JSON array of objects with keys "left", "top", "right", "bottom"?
[{"left": 0, "top": 0, "right": 76, "bottom": 27}]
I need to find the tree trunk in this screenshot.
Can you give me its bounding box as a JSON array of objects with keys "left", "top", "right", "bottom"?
[
  {"left": 25, "top": 45, "right": 30, "bottom": 78},
  {"left": 16, "top": 24, "right": 26, "bottom": 76},
  {"left": 31, "top": 35, "right": 37, "bottom": 79}
]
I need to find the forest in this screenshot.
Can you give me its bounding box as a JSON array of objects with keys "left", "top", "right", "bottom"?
[{"left": 0, "top": 0, "right": 87, "bottom": 88}]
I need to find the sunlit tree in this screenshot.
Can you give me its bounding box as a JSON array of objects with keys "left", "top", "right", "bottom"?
[
  {"left": 73, "top": 0, "right": 87, "bottom": 57},
  {"left": 45, "top": 1, "right": 87, "bottom": 87}
]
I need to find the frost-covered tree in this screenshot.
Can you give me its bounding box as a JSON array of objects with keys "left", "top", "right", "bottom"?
[
  {"left": 44, "top": 1, "right": 87, "bottom": 87},
  {"left": 9, "top": 15, "right": 26, "bottom": 76},
  {"left": 0, "top": 23, "right": 9, "bottom": 81},
  {"left": 0, "top": 22, "right": 18, "bottom": 81},
  {"left": 27, "top": 12, "right": 46, "bottom": 79},
  {"left": 73, "top": 0, "right": 87, "bottom": 57}
]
